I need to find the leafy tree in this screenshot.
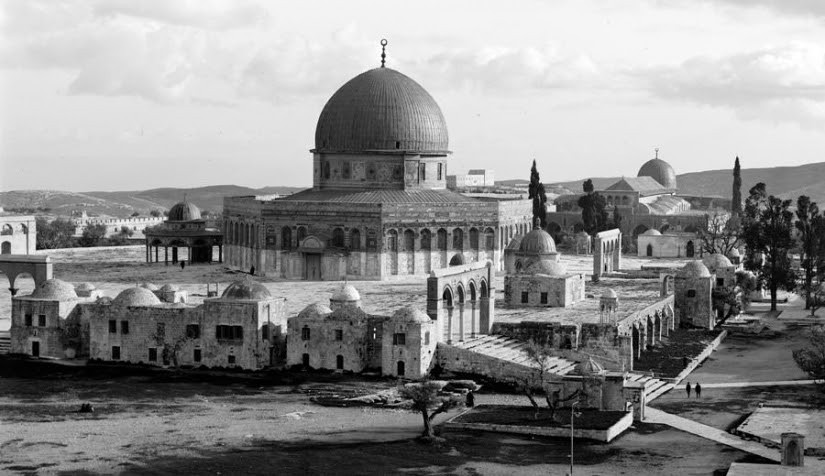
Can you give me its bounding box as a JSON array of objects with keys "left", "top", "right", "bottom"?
[
  {"left": 732, "top": 156, "right": 742, "bottom": 217},
  {"left": 35, "top": 217, "right": 76, "bottom": 249},
  {"left": 520, "top": 339, "right": 582, "bottom": 422},
  {"left": 577, "top": 179, "right": 608, "bottom": 235},
  {"left": 398, "top": 381, "right": 463, "bottom": 438},
  {"left": 698, "top": 212, "right": 741, "bottom": 256},
  {"left": 796, "top": 196, "right": 823, "bottom": 309},
  {"left": 130, "top": 211, "right": 140, "bottom": 217},
  {"left": 528, "top": 160, "right": 547, "bottom": 228},
  {"left": 108, "top": 226, "right": 135, "bottom": 246},
  {"left": 742, "top": 183, "right": 797, "bottom": 311},
  {"left": 792, "top": 325, "right": 825, "bottom": 380},
  {"left": 150, "top": 210, "right": 163, "bottom": 218},
  {"left": 78, "top": 224, "right": 108, "bottom": 247}
]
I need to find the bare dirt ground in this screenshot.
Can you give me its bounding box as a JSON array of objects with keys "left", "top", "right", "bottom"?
[{"left": 0, "top": 372, "right": 765, "bottom": 475}]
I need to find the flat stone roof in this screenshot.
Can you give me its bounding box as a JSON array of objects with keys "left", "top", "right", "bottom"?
[
  {"left": 736, "top": 407, "right": 825, "bottom": 450},
  {"left": 495, "top": 278, "right": 665, "bottom": 325}
]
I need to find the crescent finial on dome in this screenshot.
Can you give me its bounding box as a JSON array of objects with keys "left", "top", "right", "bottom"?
[{"left": 380, "top": 39, "right": 387, "bottom": 68}]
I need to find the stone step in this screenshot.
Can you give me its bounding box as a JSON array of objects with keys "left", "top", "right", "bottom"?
[{"left": 647, "top": 382, "right": 675, "bottom": 402}]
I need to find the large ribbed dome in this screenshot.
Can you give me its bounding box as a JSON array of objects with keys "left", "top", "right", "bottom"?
[
  {"left": 519, "top": 228, "right": 556, "bottom": 254},
  {"left": 314, "top": 68, "right": 449, "bottom": 154},
  {"left": 168, "top": 201, "right": 201, "bottom": 221},
  {"left": 638, "top": 158, "right": 677, "bottom": 190}
]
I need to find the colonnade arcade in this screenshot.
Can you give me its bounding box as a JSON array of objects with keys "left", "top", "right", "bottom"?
[{"left": 145, "top": 236, "right": 223, "bottom": 264}]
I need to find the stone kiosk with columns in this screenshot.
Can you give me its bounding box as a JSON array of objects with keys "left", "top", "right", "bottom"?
[
  {"left": 426, "top": 261, "right": 495, "bottom": 344},
  {"left": 144, "top": 200, "right": 224, "bottom": 265},
  {"left": 223, "top": 42, "right": 531, "bottom": 280}
]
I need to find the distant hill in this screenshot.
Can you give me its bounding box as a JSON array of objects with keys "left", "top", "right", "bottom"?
[
  {"left": 0, "top": 185, "right": 306, "bottom": 218},
  {"left": 543, "top": 162, "right": 825, "bottom": 204}
]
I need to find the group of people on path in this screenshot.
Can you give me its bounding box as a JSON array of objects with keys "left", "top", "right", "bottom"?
[{"left": 685, "top": 382, "right": 702, "bottom": 398}]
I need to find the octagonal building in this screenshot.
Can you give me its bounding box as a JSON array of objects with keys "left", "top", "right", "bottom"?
[{"left": 223, "top": 46, "right": 532, "bottom": 280}]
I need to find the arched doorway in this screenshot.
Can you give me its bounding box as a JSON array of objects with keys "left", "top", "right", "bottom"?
[
  {"left": 1, "top": 241, "right": 10, "bottom": 254},
  {"left": 686, "top": 240, "right": 695, "bottom": 258},
  {"left": 336, "top": 355, "right": 344, "bottom": 370},
  {"left": 397, "top": 361, "right": 405, "bottom": 376},
  {"left": 646, "top": 243, "right": 653, "bottom": 257},
  {"left": 302, "top": 353, "right": 310, "bottom": 368}
]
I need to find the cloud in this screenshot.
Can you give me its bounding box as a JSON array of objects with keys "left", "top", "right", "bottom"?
[
  {"left": 92, "top": 0, "right": 271, "bottom": 30},
  {"left": 638, "top": 42, "right": 825, "bottom": 127},
  {"left": 706, "top": 0, "right": 825, "bottom": 17}
]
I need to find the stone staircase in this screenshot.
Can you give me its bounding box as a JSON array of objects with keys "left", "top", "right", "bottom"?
[
  {"left": 449, "top": 334, "right": 674, "bottom": 402},
  {"left": 451, "top": 335, "right": 578, "bottom": 376},
  {"left": 0, "top": 331, "right": 10, "bottom": 354}
]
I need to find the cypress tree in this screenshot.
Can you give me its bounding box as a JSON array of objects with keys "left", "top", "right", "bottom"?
[
  {"left": 528, "top": 160, "right": 547, "bottom": 228},
  {"left": 732, "top": 156, "right": 742, "bottom": 216}
]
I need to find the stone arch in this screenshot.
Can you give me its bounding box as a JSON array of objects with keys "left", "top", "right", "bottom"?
[
  {"left": 332, "top": 228, "right": 345, "bottom": 248},
  {"left": 457, "top": 284, "right": 465, "bottom": 304},
  {"left": 633, "top": 224, "right": 649, "bottom": 236},
  {"left": 469, "top": 280, "right": 477, "bottom": 301},
  {"left": 661, "top": 274, "right": 674, "bottom": 296},
  {"left": 297, "top": 226, "right": 308, "bottom": 245},
  {"left": 1, "top": 224, "right": 13, "bottom": 235},
  {"left": 436, "top": 228, "right": 448, "bottom": 251},
  {"left": 442, "top": 286, "right": 454, "bottom": 307},
  {"left": 469, "top": 227, "right": 479, "bottom": 250},
  {"left": 484, "top": 227, "right": 495, "bottom": 250},
  {"left": 420, "top": 229, "right": 431, "bottom": 250},
  {"left": 686, "top": 240, "right": 695, "bottom": 258},
  {"left": 449, "top": 253, "right": 464, "bottom": 266},
  {"left": 20, "top": 224, "right": 28, "bottom": 234},
  {"left": 281, "top": 226, "right": 292, "bottom": 250},
  {"left": 480, "top": 279, "right": 489, "bottom": 299},
  {"left": 453, "top": 228, "right": 464, "bottom": 250},
  {"left": 403, "top": 229, "right": 415, "bottom": 251},
  {"left": 386, "top": 229, "right": 398, "bottom": 252}
]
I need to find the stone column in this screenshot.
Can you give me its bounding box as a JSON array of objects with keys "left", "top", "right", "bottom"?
[{"left": 458, "top": 302, "right": 465, "bottom": 342}]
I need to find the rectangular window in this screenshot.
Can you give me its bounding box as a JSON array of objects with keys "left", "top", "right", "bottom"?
[
  {"left": 38, "top": 314, "right": 46, "bottom": 327},
  {"left": 215, "top": 325, "right": 243, "bottom": 341},
  {"left": 109, "top": 320, "right": 117, "bottom": 333},
  {"left": 716, "top": 278, "right": 724, "bottom": 287},
  {"left": 540, "top": 292, "right": 548, "bottom": 304},
  {"left": 687, "top": 289, "right": 696, "bottom": 298},
  {"left": 335, "top": 329, "right": 343, "bottom": 341},
  {"left": 262, "top": 325, "right": 270, "bottom": 341},
  {"left": 24, "top": 314, "right": 32, "bottom": 327},
  {"left": 393, "top": 333, "right": 406, "bottom": 346},
  {"left": 157, "top": 322, "right": 166, "bottom": 339},
  {"left": 148, "top": 348, "right": 157, "bottom": 362},
  {"left": 301, "top": 327, "right": 311, "bottom": 341},
  {"left": 228, "top": 355, "right": 236, "bottom": 365},
  {"left": 121, "top": 321, "right": 129, "bottom": 335},
  {"left": 521, "top": 292, "right": 529, "bottom": 304},
  {"left": 424, "top": 331, "right": 430, "bottom": 346},
  {"left": 186, "top": 324, "right": 200, "bottom": 339},
  {"left": 437, "top": 163, "right": 443, "bottom": 180},
  {"left": 111, "top": 346, "right": 121, "bottom": 360},
  {"left": 194, "top": 348, "right": 202, "bottom": 363}
]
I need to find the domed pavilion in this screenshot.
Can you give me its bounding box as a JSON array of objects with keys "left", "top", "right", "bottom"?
[
  {"left": 223, "top": 42, "right": 532, "bottom": 280},
  {"left": 144, "top": 199, "right": 224, "bottom": 265}
]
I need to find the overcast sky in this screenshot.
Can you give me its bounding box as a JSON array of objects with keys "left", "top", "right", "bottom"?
[{"left": 2, "top": 0, "right": 825, "bottom": 192}]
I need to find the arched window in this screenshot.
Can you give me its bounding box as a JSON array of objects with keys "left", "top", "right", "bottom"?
[
  {"left": 350, "top": 228, "right": 361, "bottom": 250},
  {"left": 484, "top": 227, "right": 495, "bottom": 250},
  {"left": 1, "top": 224, "right": 13, "bottom": 235},
  {"left": 332, "top": 228, "right": 345, "bottom": 248},
  {"left": 281, "top": 227, "right": 292, "bottom": 250},
  {"left": 480, "top": 280, "right": 488, "bottom": 299},
  {"left": 420, "top": 229, "right": 431, "bottom": 250},
  {"left": 647, "top": 243, "right": 653, "bottom": 256},
  {"left": 453, "top": 228, "right": 464, "bottom": 250},
  {"left": 443, "top": 288, "right": 453, "bottom": 307},
  {"left": 457, "top": 285, "right": 465, "bottom": 304},
  {"left": 437, "top": 228, "right": 447, "bottom": 251},
  {"left": 469, "top": 282, "right": 477, "bottom": 301},
  {"left": 297, "top": 226, "right": 307, "bottom": 245},
  {"left": 403, "top": 229, "right": 415, "bottom": 251},
  {"left": 386, "top": 230, "right": 398, "bottom": 252},
  {"left": 323, "top": 161, "right": 330, "bottom": 179},
  {"left": 469, "top": 228, "right": 479, "bottom": 250}
]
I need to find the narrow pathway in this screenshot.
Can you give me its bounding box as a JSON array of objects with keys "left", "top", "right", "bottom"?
[
  {"left": 644, "top": 407, "right": 780, "bottom": 462},
  {"left": 700, "top": 379, "right": 822, "bottom": 389}
]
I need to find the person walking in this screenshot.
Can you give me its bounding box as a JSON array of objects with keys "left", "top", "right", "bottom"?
[
  {"left": 685, "top": 382, "right": 691, "bottom": 398},
  {"left": 466, "top": 390, "right": 475, "bottom": 408},
  {"left": 180, "top": 260, "right": 185, "bottom": 270},
  {"left": 695, "top": 383, "right": 702, "bottom": 398}
]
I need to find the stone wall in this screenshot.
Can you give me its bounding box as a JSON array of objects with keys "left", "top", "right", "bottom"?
[
  {"left": 675, "top": 275, "right": 714, "bottom": 328},
  {"left": 10, "top": 299, "right": 84, "bottom": 358},
  {"left": 503, "top": 274, "right": 585, "bottom": 307},
  {"left": 637, "top": 233, "right": 699, "bottom": 258},
  {"left": 381, "top": 318, "right": 437, "bottom": 379},
  {"left": 0, "top": 215, "right": 36, "bottom": 255}
]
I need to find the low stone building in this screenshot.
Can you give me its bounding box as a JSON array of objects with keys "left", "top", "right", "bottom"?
[
  {"left": 637, "top": 229, "right": 700, "bottom": 258},
  {"left": 286, "top": 284, "right": 436, "bottom": 378},
  {"left": 505, "top": 260, "right": 585, "bottom": 308},
  {"left": 0, "top": 214, "right": 36, "bottom": 255},
  {"left": 10, "top": 278, "right": 286, "bottom": 370},
  {"left": 10, "top": 279, "right": 96, "bottom": 358},
  {"left": 674, "top": 260, "right": 715, "bottom": 329},
  {"left": 71, "top": 210, "right": 164, "bottom": 240}
]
